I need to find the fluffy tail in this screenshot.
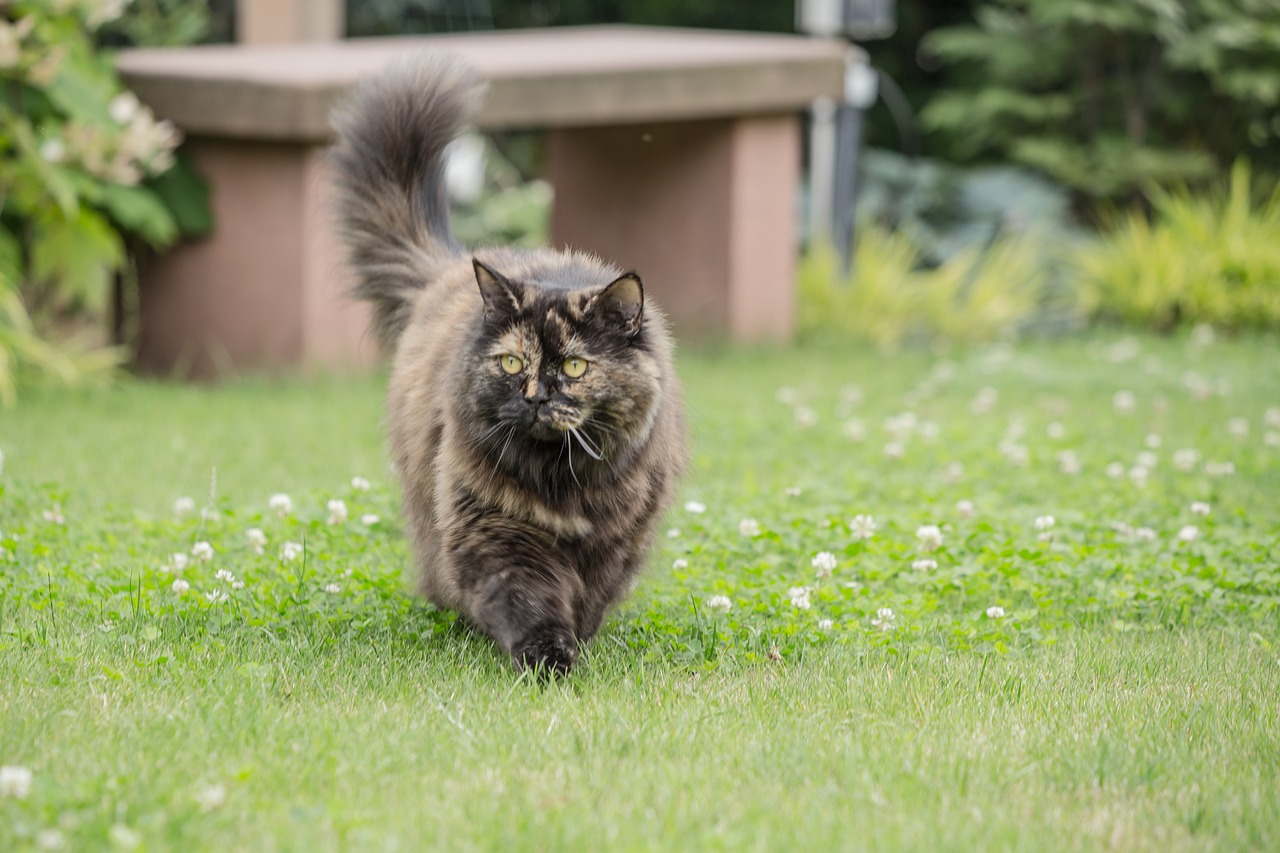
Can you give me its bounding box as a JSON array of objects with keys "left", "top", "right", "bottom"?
[{"left": 330, "top": 54, "right": 485, "bottom": 348}]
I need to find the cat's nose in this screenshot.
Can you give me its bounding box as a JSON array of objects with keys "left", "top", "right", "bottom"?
[{"left": 524, "top": 378, "right": 550, "bottom": 409}]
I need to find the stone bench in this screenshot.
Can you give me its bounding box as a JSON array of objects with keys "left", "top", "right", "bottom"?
[{"left": 118, "top": 26, "right": 849, "bottom": 377}]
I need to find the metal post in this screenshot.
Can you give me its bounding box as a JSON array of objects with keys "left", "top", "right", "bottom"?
[{"left": 834, "top": 54, "right": 878, "bottom": 273}]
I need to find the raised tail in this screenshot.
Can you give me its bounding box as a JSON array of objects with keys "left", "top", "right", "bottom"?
[{"left": 330, "top": 54, "right": 485, "bottom": 348}]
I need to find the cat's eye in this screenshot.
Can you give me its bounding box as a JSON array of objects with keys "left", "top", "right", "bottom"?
[
  {"left": 499, "top": 354, "right": 524, "bottom": 375},
  {"left": 562, "top": 357, "right": 589, "bottom": 378}
]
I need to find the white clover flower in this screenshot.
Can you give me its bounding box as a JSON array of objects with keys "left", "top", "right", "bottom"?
[
  {"left": 811, "top": 551, "right": 838, "bottom": 577},
  {"left": 738, "top": 518, "right": 761, "bottom": 537},
  {"left": 849, "top": 514, "right": 876, "bottom": 540},
  {"left": 42, "top": 505, "right": 65, "bottom": 524},
  {"left": 1190, "top": 323, "right": 1216, "bottom": 347},
  {"left": 788, "top": 586, "right": 812, "bottom": 609},
  {"left": 172, "top": 496, "right": 196, "bottom": 517},
  {"left": 1266, "top": 406, "right": 1280, "bottom": 429},
  {"left": 986, "top": 605, "right": 1006, "bottom": 619},
  {"left": 1266, "top": 431, "right": 1280, "bottom": 448},
  {"left": 672, "top": 558, "right": 689, "bottom": 570},
  {"left": 970, "top": 387, "right": 998, "bottom": 414},
  {"left": 1057, "top": 450, "right": 1081, "bottom": 475},
  {"left": 360, "top": 513, "right": 381, "bottom": 526},
  {"left": 191, "top": 541, "right": 213, "bottom": 561},
  {"left": 195, "top": 783, "right": 227, "bottom": 812},
  {"left": 246, "top": 528, "right": 266, "bottom": 554},
  {"left": 1145, "top": 433, "right": 1163, "bottom": 449},
  {"left": 919, "top": 421, "right": 939, "bottom": 441},
  {"left": 327, "top": 499, "right": 348, "bottom": 525},
  {"left": 1204, "top": 461, "right": 1236, "bottom": 477},
  {"left": 1136, "top": 527, "right": 1157, "bottom": 541},
  {"left": 794, "top": 406, "right": 817, "bottom": 429},
  {"left": 871, "top": 607, "right": 896, "bottom": 630},
  {"left": 1034, "top": 515, "right": 1055, "bottom": 531},
  {"left": 205, "top": 589, "right": 228, "bottom": 604},
  {"left": 684, "top": 500, "right": 706, "bottom": 514},
  {"left": 169, "top": 553, "right": 189, "bottom": 572},
  {"left": 1046, "top": 422, "right": 1065, "bottom": 439},
  {"left": 1227, "top": 418, "right": 1249, "bottom": 438},
  {"left": 1112, "top": 391, "right": 1136, "bottom": 413},
  {"left": 784, "top": 486, "right": 802, "bottom": 497},
  {"left": 944, "top": 461, "right": 964, "bottom": 483},
  {"left": 841, "top": 384, "right": 864, "bottom": 404},
  {"left": 0, "top": 765, "right": 33, "bottom": 799},
  {"left": 1128, "top": 465, "right": 1149, "bottom": 486},
  {"left": 955, "top": 499, "right": 975, "bottom": 519},
  {"left": 39, "top": 136, "right": 66, "bottom": 163},
  {"left": 818, "top": 618, "right": 834, "bottom": 631},
  {"left": 214, "top": 569, "right": 235, "bottom": 584},
  {"left": 911, "top": 559, "right": 937, "bottom": 571},
  {"left": 666, "top": 528, "right": 681, "bottom": 538},
  {"left": 280, "top": 541, "right": 303, "bottom": 562},
  {"left": 1112, "top": 522, "right": 1134, "bottom": 538},
  {"left": 1105, "top": 462, "right": 1125, "bottom": 479},
  {"left": 775, "top": 386, "right": 799, "bottom": 405},
  {"left": 351, "top": 476, "right": 371, "bottom": 491},
  {"left": 268, "top": 493, "right": 293, "bottom": 516},
  {"left": 324, "top": 583, "right": 341, "bottom": 594},
  {"left": 35, "top": 828, "right": 66, "bottom": 851},
  {"left": 1173, "top": 448, "right": 1200, "bottom": 471},
  {"left": 843, "top": 418, "right": 867, "bottom": 441},
  {"left": 916, "top": 524, "right": 943, "bottom": 552},
  {"left": 109, "top": 92, "right": 140, "bottom": 124},
  {"left": 883, "top": 441, "right": 905, "bottom": 459},
  {"left": 231, "top": 580, "right": 245, "bottom": 590},
  {"left": 1136, "top": 451, "right": 1158, "bottom": 469},
  {"left": 705, "top": 594, "right": 732, "bottom": 613},
  {"left": 171, "top": 578, "right": 189, "bottom": 594},
  {"left": 1190, "top": 501, "right": 1210, "bottom": 516},
  {"left": 107, "top": 825, "right": 140, "bottom": 851},
  {"left": 1177, "top": 525, "right": 1200, "bottom": 543}
]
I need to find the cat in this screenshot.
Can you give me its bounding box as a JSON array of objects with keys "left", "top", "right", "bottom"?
[{"left": 329, "top": 55, "right": 687, "bottom": 676}]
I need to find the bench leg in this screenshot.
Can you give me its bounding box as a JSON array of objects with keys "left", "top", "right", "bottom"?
[
  {"left": 547, "top": 114, "right": 799, "bottom": 342},
  {"left": 134, "top": 138, "right": 375, "bottom": 378}
]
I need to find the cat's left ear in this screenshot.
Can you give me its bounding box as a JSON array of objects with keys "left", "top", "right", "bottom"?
[
  {"left": 473, "top": 258, "right": 523, "bottom": 318},
  {"left": 590, "top": 272, "right": 644, "bottom": 336}
]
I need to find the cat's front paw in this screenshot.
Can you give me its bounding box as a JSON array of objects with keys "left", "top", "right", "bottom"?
[{"left": 512, "top": 624, "right": 578, "bottom": 678}]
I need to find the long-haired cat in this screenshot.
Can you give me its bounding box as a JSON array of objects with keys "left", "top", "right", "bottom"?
[{"left": 330, "top": 55, "right": 687, "bottom": 676}]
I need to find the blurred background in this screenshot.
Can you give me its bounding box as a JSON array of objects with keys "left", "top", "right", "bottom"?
[{"left": 3, "top": 0, "right": 1279, "bottom": 401}]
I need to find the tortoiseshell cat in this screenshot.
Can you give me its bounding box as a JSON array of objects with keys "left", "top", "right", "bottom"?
[{"left": 330, "top": 55, "right": 687, "bottom": 676}]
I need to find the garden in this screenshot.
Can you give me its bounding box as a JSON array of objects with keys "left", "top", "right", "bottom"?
[{"left": 3, "top": 1, "right": 1280, "bottom": 851}]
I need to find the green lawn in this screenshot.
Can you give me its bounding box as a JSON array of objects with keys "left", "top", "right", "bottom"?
[{"left": 2, "top": 334, "right": 1278, "bottom": 850}]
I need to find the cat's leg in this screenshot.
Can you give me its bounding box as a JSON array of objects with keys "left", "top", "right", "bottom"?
[
  {"left": 451, "top": 525, "right": 584, "bottom": 676},
  {"left": 573, "top": 551, "right": 645, "bottom": 643}
]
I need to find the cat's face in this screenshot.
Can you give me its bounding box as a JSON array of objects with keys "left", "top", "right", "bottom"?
[{"left": 462, "top": 260, "right": 659, "bottom": 458}]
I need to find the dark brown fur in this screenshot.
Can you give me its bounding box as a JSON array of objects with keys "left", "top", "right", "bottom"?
[{"left": 330, "top": 55, "right": 687, "bottom": 675}]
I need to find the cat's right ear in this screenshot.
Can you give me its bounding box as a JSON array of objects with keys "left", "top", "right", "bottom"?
[{"left": 473, "top": 259, "right": 522, "bottom": 318}]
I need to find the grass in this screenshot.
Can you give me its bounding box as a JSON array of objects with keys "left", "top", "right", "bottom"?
[{"left": 2, "top": 332, "right": 1279, "bottom": 850}]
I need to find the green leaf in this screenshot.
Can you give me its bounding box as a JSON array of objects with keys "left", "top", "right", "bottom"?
[
  {"left": 145, "top": 154, "right": 213, "bottom": 238},
  {"left": 31, "top": 208, "right": 124, "bottom": 314},
  {"left": 0, "top": 225, "right": 21, "bottom": 291},
  {"left": 98, "top": 183, "right": 178, "bottom": 247}
]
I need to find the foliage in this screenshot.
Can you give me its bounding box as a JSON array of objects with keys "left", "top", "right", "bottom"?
[
  {"left": 798, "top": 229, "right": 1072, "bottom": 349},
  {"left": 920, "top": 0, "right": 1280, "bottom": 208},
  {"left": 1, "top": 336, "right": 1279, "bottom": 848},
  {"left": 449, "top": 135, "right": 552, "bottom": 249},
  {"left": 100, "top": 0, "right": 210, "bottom": 47},
  {"left": 0, "top": 0, "right": 197, "bottom": 404},
  {"left": 1079, "top": 161, "right": 1280, "bottom": 331},
  {"left": 854, "top": 147, "right": 1085, "bottom": 265}
]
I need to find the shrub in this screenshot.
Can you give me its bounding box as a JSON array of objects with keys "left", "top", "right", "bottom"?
[
  {"left": 1079, "top": 162, "right": 1280, "bottom": 332},
  {"left": 0, "top": 0, "right": 201, "bottom": 404},
  {"left": 921, "top": 0, "right": 1280, "bottom": 209},
  {"left": 797, "top": 229, "right": 1068, "bottom": 349}
]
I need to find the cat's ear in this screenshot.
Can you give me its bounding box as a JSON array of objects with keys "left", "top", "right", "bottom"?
[
  {"left": 589, "top": 272, "right": 644, "bottom": 336},
  {"left": 473, "top": 258, "right": 522, "bottom": 318}
]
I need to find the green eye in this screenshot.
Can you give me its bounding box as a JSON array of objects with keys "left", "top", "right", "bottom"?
[
  {"left": 562, "top": 357, "right": 588, "bottom": 378},
  {"left": 499, "top": 354, "right": 524, "bottom": 375}
]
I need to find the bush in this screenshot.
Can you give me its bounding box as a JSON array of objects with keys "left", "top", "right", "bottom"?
[
  {"left": 797, "top": 229, "right": 1072, "bottom": 349},
  {"left": 1079, "top": 161, "right": 1280, "bottom": 332},
  {"left": 920, "top": 0, "right": 1280, "bottom": 209},
  {"left": 0, "top": 0, "right": 202, "bottom": 404}
]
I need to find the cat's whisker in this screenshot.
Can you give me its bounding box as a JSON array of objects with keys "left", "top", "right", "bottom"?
[
  {"left": 565, "top": 433, "right": 582, "bottom": 487},
  {"left": 569, "top": 426, "right": 605, "bottom": 461}
]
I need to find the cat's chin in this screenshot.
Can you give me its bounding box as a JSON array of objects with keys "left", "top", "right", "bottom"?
[{"left": 527, "top": 421, "right": 568, "bottom": 443}]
